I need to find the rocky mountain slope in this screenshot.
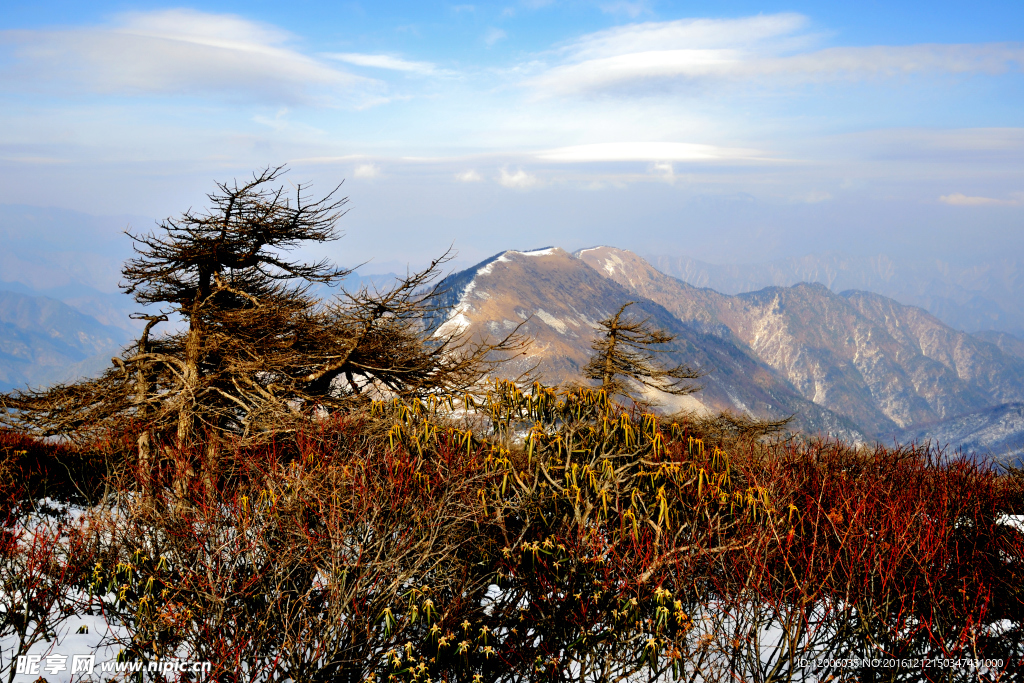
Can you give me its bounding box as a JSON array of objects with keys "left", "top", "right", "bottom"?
[
  {"left": 645, "top": 252, "right": 1024, "bottom": 337},
  {"left": 579, "top": 246, "right": 1024, "bottom": 451},
  {"left": 0, "top": 290, "right": 130, "bottom": 392},
  {"left": 888, "top": 403, "right": 1024, "bottom": 466},
  {"left": 429, "top": 248, "right": 865, "bottom": 441},
  {"left": 973, "top": 330, "right": 1024, "bottom": 361}
]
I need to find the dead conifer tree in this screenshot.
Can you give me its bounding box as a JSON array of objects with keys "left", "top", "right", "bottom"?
[
  {"left": 583, "top": 301, "right": 702, "bottom": 405},
  {"left": 0, "top": 167, "right": 526, "bottom": 465}
]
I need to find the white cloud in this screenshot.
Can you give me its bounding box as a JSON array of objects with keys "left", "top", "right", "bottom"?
[
  {"left": 485, "top": 28, "right": 508, "bottom": 46},
  {"left": 562, "top": 14, "right": 809, "bottom": 61},
  {"left": 498, "top": 168, "right": 539, "bottom": 188},
  {"left": 526, "top": 14, "right": 1024, "bottom": 97},
  {"left": 939, "top": 192, "right": 1022, "bottom": 206},
  {"left": 325, "top": 53, "right": 438, "bottom": 75},
  {"left": 0, "top": 9, "right": 382, "bottom": 105},
  {"left": 536, "top": 141, "right": 767, "bottom": 162},
  {"left": 455, "top": 169, "right": 483, "bottom": 182},
  {"left": 354, "top": 163, "right": 380, "bottom": 178}
]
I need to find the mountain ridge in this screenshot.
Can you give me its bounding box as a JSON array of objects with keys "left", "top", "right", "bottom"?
[
  {"left": 429, "top": 247, "right": 866, "bottom": 442},
  {"left": 643, "top": 250, "right": 1024, "bottom": 337},
  {"left": 576, "top": 246, "right": 1024, "bottom": 456}
]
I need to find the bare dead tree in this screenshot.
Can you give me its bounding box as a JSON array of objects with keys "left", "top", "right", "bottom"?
[
  {"left": 0, "top": 167, "right": 526, "bottom": 461},
  {"left": 583, "top": 301, "right": 703, "bottom": 405}
]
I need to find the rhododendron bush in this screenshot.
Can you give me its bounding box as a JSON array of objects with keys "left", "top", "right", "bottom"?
[{"left": 2, "top": 383, "right": 1022, "bottom": 681}]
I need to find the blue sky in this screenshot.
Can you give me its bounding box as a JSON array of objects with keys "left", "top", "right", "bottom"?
[{"left": 1, "top": 0, "right": 1022, "bottom": 277}]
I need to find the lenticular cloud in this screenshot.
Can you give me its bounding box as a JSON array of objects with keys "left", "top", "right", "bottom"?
[
  {"left": 526, "top": 13, "right": 1024, "bottom": 97},
  {"left": 0, "top": 9, "right": 381, "bottom": 105}
]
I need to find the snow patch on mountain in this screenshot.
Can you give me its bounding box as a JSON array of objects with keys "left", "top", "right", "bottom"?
[
  {"left": 535, "top": 309, "right": 569, "bottom": 335},
  {"left": 476, "top": 254, "right": 510, "bottom": 277},
  {"left": 434, "top": 249, "right": 563, "bottom": 338},
  {"left": 434, "top": 277, "right": 479, "bottom": 338}
]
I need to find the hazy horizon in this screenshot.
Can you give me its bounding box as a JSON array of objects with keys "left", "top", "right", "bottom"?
[{"left": 1, "top": 1, "right": 1022, "bottom": 286}]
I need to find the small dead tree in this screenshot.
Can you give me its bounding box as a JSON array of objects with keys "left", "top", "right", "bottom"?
[
  {"left": 583, "top": 301, "right": 702, "bottom": 405},
  {"left": 0, "top": 167, "right": 525, "bottom": 466}
]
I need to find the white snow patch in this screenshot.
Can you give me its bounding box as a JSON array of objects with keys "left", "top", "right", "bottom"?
[
  {"left": 435, "top": 279, "right": 477, "bottom": 337},
  {"left": 597, "top": 251, "right": 626, "bottom": 278},
  {"left": 535, "top": 309, "right": 569, "bottom": 335},
  {"left": 436, "top": 308, "right": 471, "bottom": 337},
  {"left": 476, "top": 253, "right": 512, "bottom": 277},
  {"left": 480, "top": 248, "right": 558, "bottom": 268},
  {"left": 1000, "top": 515, "right": 1024, "bottom": 533}
]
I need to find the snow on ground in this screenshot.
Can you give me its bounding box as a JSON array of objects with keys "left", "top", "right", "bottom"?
[
  {"left": 435, "top": 249, "right": 564, "bottom": 338},
  {"left": 534, "top": 309, "right": 569, "bottom": 335},
  {"left": 999, "top": 514, "right": 1024, "bottom": 533},
  {"left": 2, "top": 505, "right": 131, "bottom": 681},
  {"left": 4, "top": 602, "right": 129, "bottom": 683}
]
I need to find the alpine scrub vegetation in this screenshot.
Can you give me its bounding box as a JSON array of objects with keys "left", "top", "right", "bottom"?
[
  {"left": 1, "top": 169, "right": 1022, "bottom": 681},
  {"left": 3, "top": 388, "right": 1022, "bottom": 681}
]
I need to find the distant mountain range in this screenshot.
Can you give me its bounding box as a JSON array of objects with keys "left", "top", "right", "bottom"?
[
  {"left": 0, "top": 270, "right": 402, "bottom": 393},
  {"left": 0, "top": 290, "right": 130, "bottom": 392},
  {"left": 582, "top": 247, "right": 1024, "bottom": 433},
  {"left": 644, "top": 252, "right": 1024, "bottom": 338},
  {"left": 430, "top": 246, "right": 1024, "bottom": 463}
]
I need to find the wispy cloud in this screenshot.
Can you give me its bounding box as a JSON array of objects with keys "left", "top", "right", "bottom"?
[
  {"left": 455, "top": 169, "right": 483, "bottom": 182},
  {"left": 498, "top": 167, "right": 539, "bottom": 188},
  {"left": 485, "top": 28, "right": 508, "bottom": 46},
  {"left": 535, "top": 141, "right": 768, "bottom": 162},
  {"left": 325, "top": 52, "right": 439, "bottom": 75},
  {"left": 526, "top": 14, "right": 1024, "bottom": 97},
  {"left": 0, "top": 9, "right": 383, "bottom": 105},
  {"left": 939, "top": 192, "right": 1023, "bottom": 206},
  {"left": 353, "top": 163, "right": 381, "bottom": 178},
  {"left": 561, "top": 14, "right": 810, "bottom": 61}
]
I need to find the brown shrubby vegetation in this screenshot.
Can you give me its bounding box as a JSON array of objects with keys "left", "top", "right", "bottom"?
[
  {"left": 3, "top": 389, "right": 1022, "bottom": 681},
  {"left": 1, "top": 433, "right": 98, "bottom": 683}
]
